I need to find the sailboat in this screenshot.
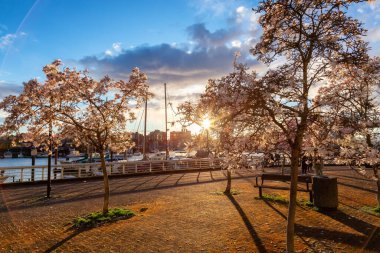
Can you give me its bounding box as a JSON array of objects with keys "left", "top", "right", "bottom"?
[{"left": 4, "top": 150, "right": 12, "bottom": 158}]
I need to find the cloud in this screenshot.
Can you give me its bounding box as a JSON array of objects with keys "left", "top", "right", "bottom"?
[
  {"left": 186, "top": 23, "right": 241, "bottom": 48},
  {"left": 79, "top": 17, "right": 261, "bottom": 86},
  {"left": 0, "top": 81, "right": 23, "bottom": 98},
  {"left": 367, "top": 26, "right": 380, "bottom": 42},
  {"left": 77, "top": 4, "right": 263, "bottom": 131},
  {"left": 112, "top": 42, "right": 122, "bottom": 52},
  {"left": 0, "top": 32, "right": 27, "bottom": 49}
]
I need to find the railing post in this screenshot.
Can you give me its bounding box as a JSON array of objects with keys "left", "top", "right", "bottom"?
[
  {"left": 42, "top": 168, "right": 45, "bottom": 180},
  {"left": 122, "top": 164, "right": 125, "bottom": 174},
  {"left": 20, "top": 168, "right": 24, "bottom": 182},
  {"left": 135, "top": 164, "right": 138, "bottom": 173},
  {"left": 78, "top": 167, "right": 81, "bottom": 178},
  {"left": 62, "top": 168, "right": 64, "bottom": 179},
  {"left": 150, "top": 162, "right": 152, "bottom": 172}
]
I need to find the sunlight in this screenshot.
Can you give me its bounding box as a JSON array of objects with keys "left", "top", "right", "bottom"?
[{"left": 202, "top": 117, "right": 211, "bottom": 129}]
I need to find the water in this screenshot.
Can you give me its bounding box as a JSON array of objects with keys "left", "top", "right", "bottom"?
[
  {"left": 0, "top": 157, "right": 55, "bottom": 167},
  {"left": 0, "top": 158, "right": 58, "bottom": 183}
]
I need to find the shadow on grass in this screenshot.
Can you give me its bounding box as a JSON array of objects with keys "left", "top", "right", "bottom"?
[{"left": 225, "top": 193, "right": 267, "bottom": 253}]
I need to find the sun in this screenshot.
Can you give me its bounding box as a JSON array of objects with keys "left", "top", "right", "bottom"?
[{"left": 202, "top": 118, "right": 211, "bottom": 129}]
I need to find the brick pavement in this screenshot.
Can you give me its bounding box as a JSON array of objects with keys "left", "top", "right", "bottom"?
[{"left": 0, "top": 168, "right": 379, "bottom": 252}]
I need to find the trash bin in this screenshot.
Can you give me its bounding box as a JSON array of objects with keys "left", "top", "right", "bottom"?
[{"left": 312, "top": 176, "right": 338, "bottom": 210}]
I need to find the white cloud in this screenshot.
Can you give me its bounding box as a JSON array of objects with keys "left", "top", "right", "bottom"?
[
  {"left": 112, "top": 42, "right": 122, "bottom": 52},
  {"left": 105, "top": 42, "right": 123, "bottom": 56},
  {"left": 231, "top": 40, "right": 242, "bottom": 48},
  {"left": 367, "top": 26, "right": 380, "bottom": 42},
  {"left": 236, "top": 6, "right": 247, "bottom": 23},
  {"left": 0, "top": 32, "right": 27, "bottom": 49}
]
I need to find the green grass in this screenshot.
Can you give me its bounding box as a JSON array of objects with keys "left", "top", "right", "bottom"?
[
  {"left": 257, "top": 193, "right": 289, "bottom": 204},
  {"left": 72, "top": 208, "right": 135, "bottom": 228},
  {"left": 361, "top": 205, "right": 380, "bottom": 216},
  {"left": 210, "top": 189, "right": 241, "bottom": 195},
  {"left": 298, "top": 199, "right": 314, "bottom": 207}
]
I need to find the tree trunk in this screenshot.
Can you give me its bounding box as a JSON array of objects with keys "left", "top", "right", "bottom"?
[
  {"left": 286, "top": 147, "right": 301, "bottom": 253},
  {"left": 377, "top": 180, "right": 380, "bottom": 206},
  {"left": 374, "top": 167, "right": 380, "bottom": 206},
  {"left": 281, "top": 155, "right": 285, "bottom": 175},
  {"left": 100, "top": 149, "right": 110, "bottom": 214},
  {"left": 224, "top": 168, "right": 232, "bottom": 194}
]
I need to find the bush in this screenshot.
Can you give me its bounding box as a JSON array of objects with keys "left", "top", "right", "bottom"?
[{"left": 72, "top": 208, "right": 135, "bottom": 228}]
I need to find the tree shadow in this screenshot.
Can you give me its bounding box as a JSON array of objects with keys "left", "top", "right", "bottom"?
[
  {"left": 328, "top": 173, "right": 374, "bottom": 183},
  {"left": 337, "top": 181, "right": 377, "bottom": 194},
  {"left": 174, "top": 173, "right": 185, "bottom": 185},
  {"left": 262, "top": 199, "right": 287, "bottom": 220},
  {"left": 0, "top": 171, "right": 258, "bottom": 213},
  {"left": 261, "top": 198, "right": 375, "bottom": 251},
  {"left": 43, "top": 227, "right": 90, "bottom": 252},
  {"left": 295, "top": 223, "right": 368, "bottom": 249},
  {"left": 226, "top": 193, "right": 267, "bottom": 253},
  {"left": 320, "top": 209, "right": 380, "bottom": 251}
]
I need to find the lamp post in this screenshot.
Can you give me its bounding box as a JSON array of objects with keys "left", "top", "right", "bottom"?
[
  {"left": 202, "top": 117, "right": 211, "bottom": 154},
  {"left": 31, "top": 146, "right": 37, "bottom": 181}
]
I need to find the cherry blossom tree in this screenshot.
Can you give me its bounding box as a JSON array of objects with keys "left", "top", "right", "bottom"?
[
  {"left": 178, "top": 63, "right": 271, "bottom": 194},
  {"left": 250, "top": 1, "right": 369, "bottom": 250},
  {"left": 316, "top": 57, "right": 380, "bottom": 205},
  {"left": 0, "top": 60, "right": 149, "bottom": 214}
]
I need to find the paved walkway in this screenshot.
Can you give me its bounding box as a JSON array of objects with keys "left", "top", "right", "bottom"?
[{"left": 0, "top": 168, "right": 379, "bottom": 252}]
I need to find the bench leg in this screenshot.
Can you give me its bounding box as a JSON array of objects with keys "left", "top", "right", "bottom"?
[
  {"left": 259, "top": 186, "right": 262, "bottom": 198},
  {"left": 309, "top": 191, "right": 313, "bottom": 203}
]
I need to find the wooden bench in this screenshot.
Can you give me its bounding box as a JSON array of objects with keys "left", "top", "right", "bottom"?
[{"left": 254, "top": 173, "right": 313, "bottom": 202}]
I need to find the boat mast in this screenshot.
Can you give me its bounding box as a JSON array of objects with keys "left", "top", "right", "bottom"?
[
  {"left": 165, "top": 83, "right": 169, "bottom": 160},
  {"left": 143, "top": 94, "right": 148, "bottom": 160}
]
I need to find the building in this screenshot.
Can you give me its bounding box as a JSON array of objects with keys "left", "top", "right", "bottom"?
[
  {"left": 148, "top": 130, "right": 167, "bottom": 152},
  {"left": 170, "top": 129, "right": 191, "bottom": 150},
  {"left": 131, "top": 132, "right": 144, "bottom": 152}
]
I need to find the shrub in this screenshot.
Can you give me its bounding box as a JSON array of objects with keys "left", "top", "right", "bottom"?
[{"left": 72, "top": 208, "right": 135, "bottom": 228}]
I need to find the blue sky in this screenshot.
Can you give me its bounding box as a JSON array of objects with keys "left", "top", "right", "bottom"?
[{"left": 0, "top": 0, "right": 380, "bottom": 134}]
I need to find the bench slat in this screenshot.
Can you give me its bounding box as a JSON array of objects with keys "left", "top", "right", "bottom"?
[{"left": 255, "top": 173, "right": 314, "bottom": 202}]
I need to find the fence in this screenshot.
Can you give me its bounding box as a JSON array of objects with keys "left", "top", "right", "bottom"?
[{"left": 0, "top": 158, "right": 222, "bottom": 184}]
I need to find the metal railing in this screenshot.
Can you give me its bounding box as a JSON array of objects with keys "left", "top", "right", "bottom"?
[{"left": 0, "top": 158, "right": 222, "bottom": 184}]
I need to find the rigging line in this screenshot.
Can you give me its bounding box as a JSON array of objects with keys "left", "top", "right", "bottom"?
[
  {"left": 136, "top": 109, "right": 145, "bottom": 133},
  {"left": 166, "top": 91, "right": 178, "bottom": 118},
  {"left": 166, "top": 92, "right": 178, "bottom": 127},
  {"left": 133, "top": 109, "right": 142, "bottom": 132}
]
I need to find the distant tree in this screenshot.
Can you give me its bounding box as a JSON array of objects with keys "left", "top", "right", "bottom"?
[{"left": 0, "top": 60, "right": 149, "bottom": 214}]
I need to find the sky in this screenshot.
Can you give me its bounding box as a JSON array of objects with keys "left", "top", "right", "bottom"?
[{"left": 0, "top": 0, "right": 380, "bottom": 135}]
